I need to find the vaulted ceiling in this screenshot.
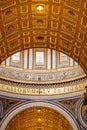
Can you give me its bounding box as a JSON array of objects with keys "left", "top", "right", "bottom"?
[
  {"left": 0, "top": 0, "right": 87, "bottom": 74},
  {"left": 5, "top": 106, "right": 73, "bottom": 130}
]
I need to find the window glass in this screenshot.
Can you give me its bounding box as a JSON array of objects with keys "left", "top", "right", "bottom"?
[
  {"left": 12, "top": 52, "right": 20, "bottom": 62},
  {"left": 36, "top": 51, "right": 44, "bottom": 65},
  {"left": 60, "top": 52, "right": 68, "bottom": 62}
]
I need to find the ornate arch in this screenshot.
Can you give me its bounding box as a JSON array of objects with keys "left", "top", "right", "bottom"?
[{"left": 1, "top": 101, "right": 80, "bottom": 130}]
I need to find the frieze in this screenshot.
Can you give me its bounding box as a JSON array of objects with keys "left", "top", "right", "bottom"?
[
  {"left": 0, "top": 80, "right": 87, "bottom": 96},
  {"left": 0, "top": 66, "right": 85, "bottom": 83}
]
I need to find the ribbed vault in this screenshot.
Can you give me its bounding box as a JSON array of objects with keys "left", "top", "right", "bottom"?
[{"left": 0, "top": 0, "right": 87, "bottom": 73}]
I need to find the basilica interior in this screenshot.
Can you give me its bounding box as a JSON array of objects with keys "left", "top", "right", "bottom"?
[{"left": 0, "top": 0, "right": 87, "bottom": 130}]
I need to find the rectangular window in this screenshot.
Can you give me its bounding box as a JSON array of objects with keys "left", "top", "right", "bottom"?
[
  {"left": 12, "top": 52, "right": 20, "bottom": 62},
  {"left": 60, "top": 52, "right": 68, "bottom": 62},
  {"left": 36, "top": 51, "right": 44, "bottom": 65}
]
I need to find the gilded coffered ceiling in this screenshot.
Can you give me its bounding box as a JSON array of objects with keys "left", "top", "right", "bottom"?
[
  {"left": 5, "top": 106, "right": 73, "bottom": 130},
  {"left": 0, "top": 0, "right": 87, "bottom": 74}
]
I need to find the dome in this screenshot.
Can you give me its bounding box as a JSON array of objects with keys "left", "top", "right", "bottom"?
[
  {"left": 0, "top": 48, "right": 85, "bottom": 83},
  {"left": 0, "top": 48, "right": 86, "bottom": 97}
]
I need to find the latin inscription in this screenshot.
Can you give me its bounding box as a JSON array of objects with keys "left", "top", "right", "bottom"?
[{"left": 0, "top": 83, "right": 86, "bottom": 96}]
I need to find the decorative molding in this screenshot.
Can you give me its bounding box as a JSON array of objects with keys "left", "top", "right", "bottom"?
[
  {"left": 0, "top": 66, "right": 85, "bottom": 83},
  {"left": 0, "top": 77, "right": 87, "bottom": 96}
]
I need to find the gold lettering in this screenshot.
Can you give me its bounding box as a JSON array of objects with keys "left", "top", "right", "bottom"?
[
  {"left": 26, "top": 88, "right": 30, "bottom": 93},
  {"left": 47, "top": 89, "right": 50, "bottom": 93},
  {"left": 22, "top": 88, "right": 27, "bottom": 94},
  {"left": 41, "top": 89, "right": 45, "bottom": 94},
  {"left": 0, "top": 84, "right": 4, "bottom": 89},
  {"left": 6, "top": 86, "right": 10, "bottom": 91},
  {"left": 0, "top": 82, "right": 87, "bottom": 96},
  {"left": 17, "top": 88, "right": 22, "bottom": 93},
  {"left": 32, "top": 89, "right": 36, "bottom": 93}
]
